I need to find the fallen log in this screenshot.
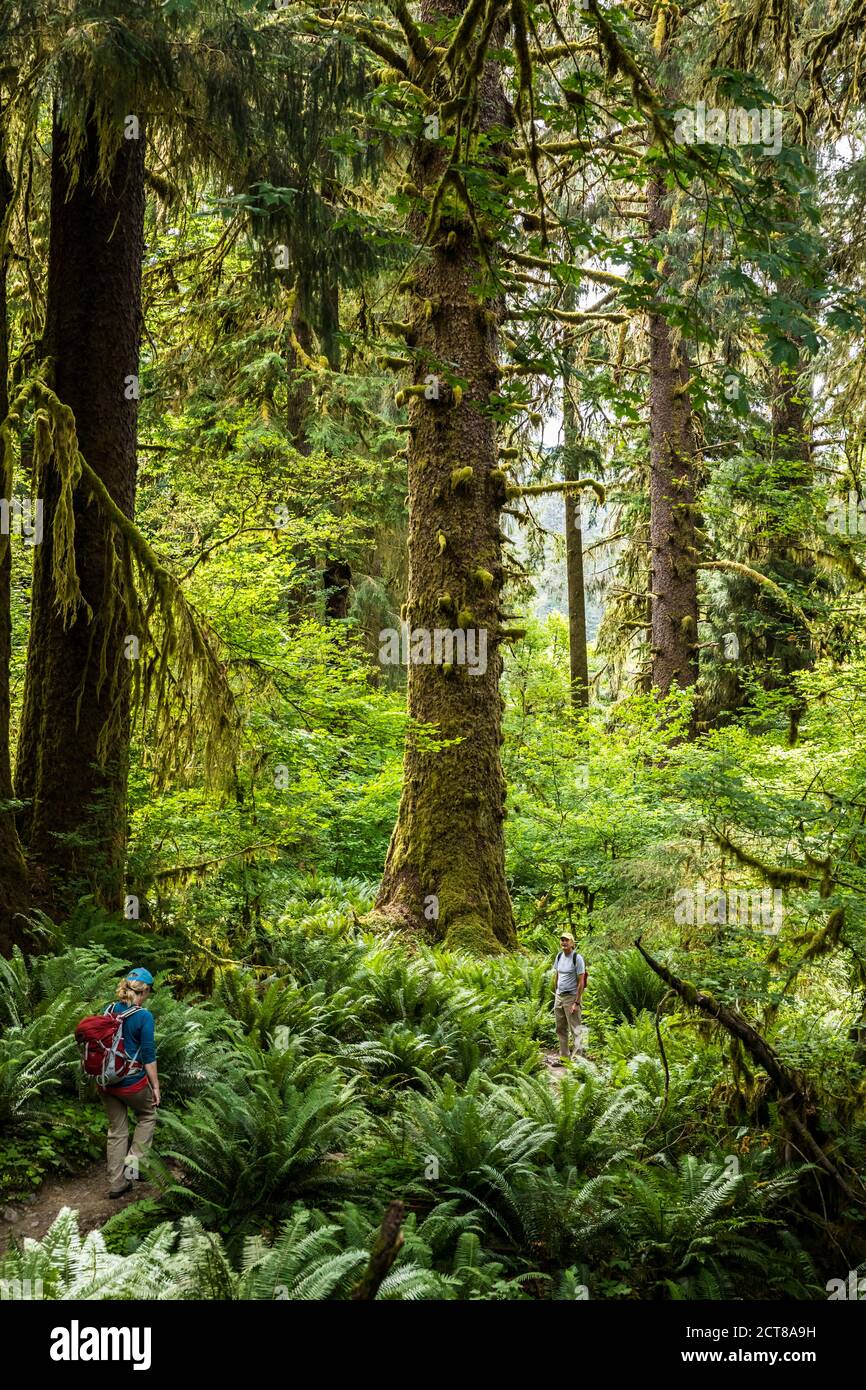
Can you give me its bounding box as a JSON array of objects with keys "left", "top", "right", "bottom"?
[{"left": 635, "top": 936, "right": 863, "bottom": 1206}]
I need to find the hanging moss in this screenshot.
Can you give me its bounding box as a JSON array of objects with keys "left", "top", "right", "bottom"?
[{"left": 3, "top": 374, "right": 240, "bottom": 790}]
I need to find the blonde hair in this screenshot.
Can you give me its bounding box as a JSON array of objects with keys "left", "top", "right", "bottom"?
[{"left": 116, "top": 978, "right": 151, "bottom": 1006}]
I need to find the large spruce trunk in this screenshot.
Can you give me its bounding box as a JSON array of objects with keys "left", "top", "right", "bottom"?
[
  {"left": 0, "top": 135, "right": 30, "bottom": 951},
  {"left": 16, "top": 114, "right": 145, "bottom": 916},
  {"left": 647, "top": 172, "right": 699, "bottom": 696},
  {"left": 375, "top": 0, "right": 515, "bottom": 951}
]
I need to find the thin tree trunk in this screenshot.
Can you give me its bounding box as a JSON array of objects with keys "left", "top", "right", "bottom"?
[
  {"left": 0, "top": 128, "right": 30, "bottom": 951},
  {"left": 563, "top": 391, "right": 589, "bottom": 708},
  {"left": 323, "top": 557, "right": 351, "bottom": 619},
  {"left": 16, "top": 113, "right": 145, "bottom": 916},
  {"left": 318, "top": 280, "right": 352, "bottom": 619},
  {"left": 763, "top": 354, "right": 814, "bottom": 742},
  {"left": 286, "top": 295, "right": 313, "bottom": 452},
  {"left": 647, "top": 172, "right": 699, "bottom": 697},
  {"left": 375, "top": 0, "right": 516, "bottom": 952}
]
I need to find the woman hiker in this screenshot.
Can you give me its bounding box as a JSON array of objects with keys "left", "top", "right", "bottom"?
[
  {"left": 99, "top": 968, "right": 160, "bottom": 1198},
  {"left": 549, "top": 932, "right": 586, "bottom": 1066}
]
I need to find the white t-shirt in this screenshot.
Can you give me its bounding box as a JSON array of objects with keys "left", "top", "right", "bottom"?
[{"left": 555, "top": 950, "right": 585, "bottom": 995}]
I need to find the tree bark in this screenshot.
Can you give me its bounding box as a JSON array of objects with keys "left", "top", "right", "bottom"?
[
  {"left": 323, "top": 557, "right": 351, "bottom": 619},
  {"left": 16, "top": 113, "right": 145, "bottom": 916},
  {"left": 0, "top": 129, "right": 30, "bottom": 952},
  {"left": 647, "top": 172, "right": 699, "bottom": 697},
  {"left": 375, "top": 0, "right": 516, "bottom": 952},
  {"left": 285, "top": 295, "right": 314, "bottom": 452},
  {"left": 350, "top": 1200, "right": 405, "bottom": 1300}
]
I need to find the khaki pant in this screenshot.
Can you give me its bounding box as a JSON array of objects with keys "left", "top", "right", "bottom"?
[
  {"left": 101, "top": 1085, "right": 157, "bottom": 1191},
  {"left": 554, "top": 992, "right": 583, "bottom": 1059}
]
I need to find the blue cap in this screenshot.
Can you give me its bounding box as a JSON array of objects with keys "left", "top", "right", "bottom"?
[{"left": 126, "top": 967, "right": 154, "bottom": 986}]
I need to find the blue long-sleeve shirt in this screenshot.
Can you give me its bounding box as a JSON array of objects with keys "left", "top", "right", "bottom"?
[{"left": 99, "top": 1001, "right": 156, "bottom": 1095}]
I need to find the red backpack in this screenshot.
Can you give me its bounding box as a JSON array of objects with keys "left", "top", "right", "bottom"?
[{"left": 75, "top": 1005, "right": 144, "bottom": 1086}]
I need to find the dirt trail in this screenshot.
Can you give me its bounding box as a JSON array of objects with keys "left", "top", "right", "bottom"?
[
  {"left": 541, "top": 1048, "right": 596, "bottom": 1090},
  {"left": 0, "top": 1166, "right": 158, "bottom": 1255}
]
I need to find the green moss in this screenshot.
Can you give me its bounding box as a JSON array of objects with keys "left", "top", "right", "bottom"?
[
  {"left": 445, "top": 918, "right": 506, "bottom": 955},
  {"left": 450, "top": 465, "right": 474, "bottom": 492}
]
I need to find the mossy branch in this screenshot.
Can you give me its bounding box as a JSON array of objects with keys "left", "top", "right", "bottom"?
[
  {"left": 505, "top": 301, "right": 629, "bottom": 325},
  {"left": 309, "top": 16, "right": 410, "bottom": 75},
  {"left": 385, "top": 0, "right": 431, "bottom": 65},
  {"left": 504, "top": 251, "right": 628, "bottom": 288},
  {"left": 709, "top": 828, "right": 821, "bottom": 889},
  {"left": 698, "top": 560, "right": 811, "bottom": 632},
  {"left": 507, "top": 479, "right": 606, "bottom": 502},
  {"left": 635, "top": 935, "right": 862, "bottom": 1205}
]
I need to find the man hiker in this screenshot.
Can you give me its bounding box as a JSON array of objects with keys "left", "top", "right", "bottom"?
[
  {"left": 550, "top": 933, "right": 586, "bottom": 1066},
  {"left": 98, "top": 968, "right": 160, "bottom": 1198}
]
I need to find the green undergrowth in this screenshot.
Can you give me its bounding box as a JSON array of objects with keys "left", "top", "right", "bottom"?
[{"left": 2, "top": 898, "right": 863, "bottom": 1298}]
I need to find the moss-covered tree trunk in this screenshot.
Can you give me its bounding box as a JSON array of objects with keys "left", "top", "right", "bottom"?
[
  {"left": 375, "top": 0, "right": 516, "bottom": 952},
  {"left": 0, "top": 131, "right": 30, "bottom": 951},
  {"left": 647, "top": 171, "right": 699, "bottom": 696},
  {"left": 16, "top": 113, "right": 144, "bottom": 916}
]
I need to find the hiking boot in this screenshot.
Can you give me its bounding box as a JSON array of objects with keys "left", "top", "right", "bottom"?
[{"left": 109, "top": 1180, "right": 133, "bottom": 1199}]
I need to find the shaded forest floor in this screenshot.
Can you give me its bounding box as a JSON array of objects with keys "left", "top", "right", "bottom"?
[
  {"left": 0, "top": 1166, "right": 158, "bottom": 1255},
  {"left": 2, "top": 923, "right": 862, "bottom": 1299}
]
